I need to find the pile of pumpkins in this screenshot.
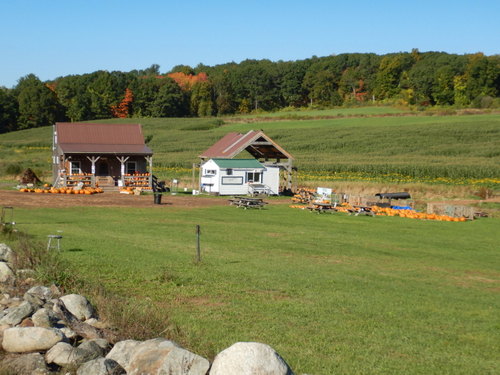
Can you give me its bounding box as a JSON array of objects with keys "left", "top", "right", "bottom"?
[
  {"left": 370, "top": 205, "right": 467, "bottom": 221},
  {"left": 289, "top": 201, "right": 468, "bottom": 222},
  {"left": 19, "top": 184, "right": 103, "bottom": 195}
]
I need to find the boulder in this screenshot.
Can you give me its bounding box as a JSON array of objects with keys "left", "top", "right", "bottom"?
[
  {"left": 209, "top": 342, "right": 295, "bottom": 375},
  {"left": 78, "top": 340, "right": 105, "bottom": 357},
  {"left": 32, "top": 307, "right": 58, "bottom": 328},
  {"left": 77, "top": 358, "right": 125, "bottom": 375},
  {"left": 59, "top": 326, "right": 78, "bottom": 340},
  {"left": 0, "top": 244, "right": 15, "bottom": 264},
  {"left": 45, "top": 342, "right": 75, "bottom": 367},
  {"left": 127, "top": 338, "right": 210, "bottom": 375},
  {"left": 0, "top": 352, "right": 49, "bottom": 375},
  {"left": 0, "top": 300, "right": 33, "bottom": 326},
  {"left": 24, "top": 286, "right": 53, "bottom": 307},
  {"left": 105, "top": 339, "right": 142, "bottom": 370},
  {"left": 0, "top": 261, "right": 15, "bottom": 283},
  {"left": 2, "top": 327, "right": 65, "bottom": 352},
  {"left": 46, "top": 340, "right": 103, "bottom": 367},
  {"left": 83, "top": 338, "right": 110, "bottom": 351},
  {"left": 59, "top": 294, "right": 96, "bottom": 321}
]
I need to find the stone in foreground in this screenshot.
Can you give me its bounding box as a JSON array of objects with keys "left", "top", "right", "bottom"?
[
  {"left": 59, "top": 294, "right": 96, "bottom": 321},
  {"left": 210, "top": 342, "right": 295, "bottom": 375},
  {"left": 127, "top": 338, "right": 210, "bottom": 375},
  {"left": 77, "top": 357, "right": 125, "bottom": 375},
  {"left": 2, "top": 327, "right": 64, "bottom": 353}
]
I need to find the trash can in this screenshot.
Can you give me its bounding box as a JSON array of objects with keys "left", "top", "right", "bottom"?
[{"left": 154, "top": 193, "right": 162, "bottom": 205}]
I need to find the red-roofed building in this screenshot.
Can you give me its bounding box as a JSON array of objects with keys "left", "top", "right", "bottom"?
[
  {"left": 52, "top": 122, "right": 154, "bottom": 190},
  {"left": 199, "top": 130, "right": 294, "bottom": 193}
]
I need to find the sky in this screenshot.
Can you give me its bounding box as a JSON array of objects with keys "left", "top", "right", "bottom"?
[{"left": 1, "top": 0, "right": 499, "bottom": 88}]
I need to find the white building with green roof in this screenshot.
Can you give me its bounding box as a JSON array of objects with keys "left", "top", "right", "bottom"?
[{"left": 200, "top": 158, "right": 280, "bottom": 195}]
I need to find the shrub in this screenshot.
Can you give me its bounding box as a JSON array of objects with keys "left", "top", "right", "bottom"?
[{"left": 4, "top": 163, "right": 23, "bottom": 176}]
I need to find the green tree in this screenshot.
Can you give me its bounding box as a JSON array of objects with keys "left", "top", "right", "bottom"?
[
  {"left": 15, "top": 74, "right": 61, "bottom": 129},
  {"left": 303, "top": 69, "right": 342, "bottom": 106},
  {"left": 373, "top": 53, "right": 414, "bottom": 100},
  {"left": 0, "top": 87, "right": 19, "bottom": 133},
  {"left": 150, "top": 78, "right": 186, "bottom": 117},
  {"left": 190, "top": 80, "right": 214, "bottom": 117}
]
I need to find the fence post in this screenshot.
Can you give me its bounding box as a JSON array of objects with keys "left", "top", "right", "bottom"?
[{"left": 196, "top": 225, "right": 201, "bottom": 263}]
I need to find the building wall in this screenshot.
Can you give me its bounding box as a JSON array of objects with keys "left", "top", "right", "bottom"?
[
  {"left": 218, "top": 170, "right": 249, "bottom": 195},
  {"left": 262, "top": 166, "right": 280, "bottom": 195}
]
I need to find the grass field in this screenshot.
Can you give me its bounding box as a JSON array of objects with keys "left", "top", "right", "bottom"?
[
  {"left": 7, "top": 202, "right": 500, "bottom": 375},
  {"left": 230, "top": 105, "right": 408, "bottom": 119},
  {"left": 0, "top": 111, "right": 499, "bottom": 187}
]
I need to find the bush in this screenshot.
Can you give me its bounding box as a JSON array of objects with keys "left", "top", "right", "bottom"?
[{"left": 4, "top": 163, "right": 23, "bottom": 176}]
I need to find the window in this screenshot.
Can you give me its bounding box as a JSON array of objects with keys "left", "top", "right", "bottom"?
[
  {"left": 246, "top": 171, "right": 261, "bottom": 183},
  {"left": 70, "top": 161, "right": 81, "bottom": 175},
  {"left": 204, "top": 169, "right": 216, "bottom": 175},
  {"left": 226, "top": 168, "right": 233, "bottom": 175},
  {"left": 126, "top": 161, "right": 137, "bottom": 175}
]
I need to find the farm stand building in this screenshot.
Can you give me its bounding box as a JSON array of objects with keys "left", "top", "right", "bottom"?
[
  {"left": 199, "top": 130, "right": 294, "bottom": 194},
  {"left": 52, "top": 122, "right": 153, "bottom": 190}
]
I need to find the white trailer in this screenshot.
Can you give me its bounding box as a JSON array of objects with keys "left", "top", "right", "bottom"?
[{"left": 200, "top": 158, "right": 280, "bottom": 196}]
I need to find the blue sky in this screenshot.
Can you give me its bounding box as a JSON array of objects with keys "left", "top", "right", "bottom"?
[{"left": 1, "top": 0, "right": 499, "bottom": 88}]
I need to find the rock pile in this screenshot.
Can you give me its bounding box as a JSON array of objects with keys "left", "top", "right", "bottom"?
[{"left": 0, "top": 243, "right": 297, "bottom": 375}]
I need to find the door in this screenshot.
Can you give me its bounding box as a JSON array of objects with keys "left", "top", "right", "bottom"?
[{"left": 97, "top": 161, "right": 109, "bottom": 176}]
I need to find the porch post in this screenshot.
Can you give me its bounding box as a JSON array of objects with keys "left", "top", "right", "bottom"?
[
  {"left": 116, "top": 156, "right": 129, "bottom": 183},
  {"left": 145, "top": 156, "right": 153, "bottom": 188},
  {"left": 87, "top": 156, "right": 100, "bottom": 187}
]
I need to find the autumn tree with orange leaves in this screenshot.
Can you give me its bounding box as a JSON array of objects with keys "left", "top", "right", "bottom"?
[{"left": 111, "top": 88, "right": 134, "bottom": 118}]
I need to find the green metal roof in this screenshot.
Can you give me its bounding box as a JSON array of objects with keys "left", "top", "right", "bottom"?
[{"left": 211, "top": 158, "right": 265, "bottom": 169}]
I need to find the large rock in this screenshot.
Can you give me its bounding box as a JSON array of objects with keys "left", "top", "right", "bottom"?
[
  {"left": 105, "top": 339, "right": 142, "bottom": 370},
  {"left": 46, "top": 340, "right": 103, "bottom": 367},
  {"left": 209, "top": 342, "right": 295, "bottom": 375},
  {"left": 0, "top": 300, "right": 33, "bottom": 326},
  {"left": 0, "top": 243, "right": 15, "bottom": 264},
  {"left": 2, "top": 327, "right": 65, "bottom": 353},
  {"left": 84, "top": 338, "right": 110, "bottom": 351},
  {"left": 32, "top": 307, "right": 58, "bottom": 328},
  {"left": 0, "top": 352, "right": 49, "bottom": 375},
  {"left": 59, "top": 294, "right": 96, "bottom": 321},
  {"left": 0, "top": 261, "right": 15, "bottom": 283},
  {"left": 77, "top": 358, "right": 125, "bottom": 375},
  {"left": 45, "top": 342, "right": 75, "bottom": 367},
  {"left": 24, "top": 286, "right": 53, "bottom": 307},
  {"left": 126, "top": 338, "right": 210, "bottom": 375}
]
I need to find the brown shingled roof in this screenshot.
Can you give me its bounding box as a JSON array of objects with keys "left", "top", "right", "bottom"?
[
  {"left": 56, "top": 123, "right": 153, "bottom": 155},
  {"left": 199, "top": 130, "right": 293, "bottom": 160}
]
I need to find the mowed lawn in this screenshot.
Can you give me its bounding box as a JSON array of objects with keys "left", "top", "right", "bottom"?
[{"left": 12, "top": 202, "right": 500, "bottom": 375}]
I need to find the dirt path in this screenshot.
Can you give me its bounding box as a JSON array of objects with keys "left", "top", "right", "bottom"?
[
  {"left": 0, "top": 190, "right": 291, "bottom": 209},
  {"left": 0, "top": 190, "right": 229, "bottom": 209}
]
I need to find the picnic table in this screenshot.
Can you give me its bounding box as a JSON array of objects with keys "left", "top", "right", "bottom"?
[
  {"left": 229, "top": 197, "right": 268, "bottom": 209},
  {"left": 307, "top": 202, "right": 375, "bottom": 216},
  {"left": 307, "top": 202, "right": 337, "bottom": 213}
]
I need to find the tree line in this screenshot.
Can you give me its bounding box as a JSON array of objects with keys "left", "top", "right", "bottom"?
[{"left": 1, "top": 50, "right": 499, "bottom": 133}]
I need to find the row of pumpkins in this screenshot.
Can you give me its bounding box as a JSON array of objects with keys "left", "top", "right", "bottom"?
[
  {"left": 19, "top": 186, "right": 103, "bottom": 195},
  {"left": 289, "top": 202, "right": 468, "bottom": 222},
  {"left": 370, "top": 205, "right": 468, "bottom": 221}
]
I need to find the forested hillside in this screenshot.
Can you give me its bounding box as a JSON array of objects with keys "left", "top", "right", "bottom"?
[{"left": 1, "top": 50, "right": 499, "bottom": 133}]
